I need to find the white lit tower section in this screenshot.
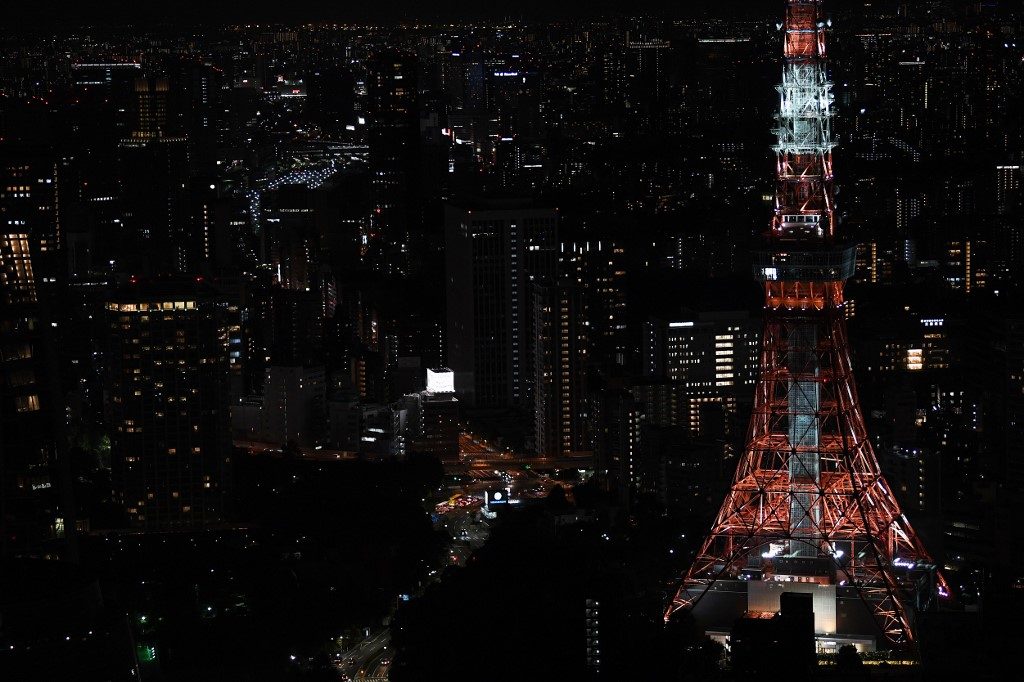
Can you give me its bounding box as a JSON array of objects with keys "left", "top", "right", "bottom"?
[{"left": 773, "top": 0, "right": 835, "bottom": 242}]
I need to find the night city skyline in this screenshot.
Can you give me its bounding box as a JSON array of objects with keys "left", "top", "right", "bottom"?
[
  {"left": 4, "top": 1, "right": 838, "bottom": 29},
  {"left": 1, "top": 1, "right": 1022, "bottom": 680}
]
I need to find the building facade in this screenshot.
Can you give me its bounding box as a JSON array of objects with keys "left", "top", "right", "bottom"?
[
  {"left": 105, "top": 277, "right": 231, "bottom": 529},
  {"left": 445, "top": 200, "right": 558, "bottom": 408}
]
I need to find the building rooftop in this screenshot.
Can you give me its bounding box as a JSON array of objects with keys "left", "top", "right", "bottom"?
[{"left": 106, "top": 275, "right": 223, "bottom": 303}]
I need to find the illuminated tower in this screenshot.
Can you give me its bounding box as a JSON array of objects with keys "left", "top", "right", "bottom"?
[{"left": 665, "top": 1, "right": 948, "bottom": 647}]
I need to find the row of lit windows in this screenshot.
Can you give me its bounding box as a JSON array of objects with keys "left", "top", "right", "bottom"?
[{"left": 107, "top": 301, "right": 197, "bottom": 313}]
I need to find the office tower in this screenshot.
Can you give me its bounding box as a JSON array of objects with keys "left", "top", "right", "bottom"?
[
  {"left": 878, "top": 445, "right": 941, "bottom": 517},
  {"left": 306, "top": 67, "right": 356, "bottom": 131},
  {"left": 231, "top": 285, "right": 326, "bottom": 449},
  {"left": 625, "top": 33, "right": 670, "bottom": 105},
  {"left": 969, "top": 300, "right": 1024, "bottom": 493},
  {"left": 561, "top": 239, "right": 628, "bottom": 368},
  {"left": 129, "top": 77, "right": 169, "bottom": 140},
  {"left": 0, "top": 230, "right": 70, "bottom": 558},
  {"left": 689, "top": 33, "right": 758, "bottom": 131},
  {"left": 269, "top": 288, "right": 324, "bottom": 367},
  {"left": 940, "top": 236, "right": 987, "bottom": 293},
  {"left": 996, "top": 164, "right": 1020, "bottom": 215},
  {"left": 992, "top": 164, "right": 1023, "bottom": 282},
  {"left": 234, "top": 272, "right": 327, "bottom": 448},
  {"left": 893, "top": 182, "right": 923, "bottom": 248},
  {"left": 666, "top": 1, "right": 945, "bottom": 648},
  {"left": 0, "top": 144, "right": 63, "bottom": 285},
  {"left": 444, "top": 200, "right": 558, "bottom": 408},
  {"left": 117, "top": 78, "right": 190, "bottom": 274},
  {"left": 177, "top": 62, "right": 224, "bottom": 174},
  {"left": 366, "top": 50, "right": 419, "bottom": 276},
  {"left": 70, "top": 61, "right": 143, "bottom": 93},
  {"left": 592, "top": 387, "right": 642, "bottom": 507},
  {"left": 185, "top": 177, "right": 218, "bottom": 276},
  {"left": 104, "top": 277, "right": 231, "bottom": 530},
  {"left": 855, "top": 312, "right": 952, "bottom": 375},
  {"left": 531, "top": 280, "right": 588, "bottom": 456},
  {"left": 392, "top": 356, "right": 425, "bottom": 397},
  {"left": 643, "top": 311, "right": 761, "bottom": 437},
  {"left": 258, "top": 365, "right": 327, "bottom": 448},
  {"left": 599, "top": 49, "right": 627, "bottom": 109},
  {"left": 1, "top": 144, "right": 75, "bottom": 558}
]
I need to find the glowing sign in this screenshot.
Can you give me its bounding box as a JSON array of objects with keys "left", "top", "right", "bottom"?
[{"left": 427, "top": 368, "right": 455, "bottom": 393}]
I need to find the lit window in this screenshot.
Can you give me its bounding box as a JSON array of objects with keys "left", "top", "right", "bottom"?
[{"left": 15, "top": 394, "right": 40, "bottom": 412}]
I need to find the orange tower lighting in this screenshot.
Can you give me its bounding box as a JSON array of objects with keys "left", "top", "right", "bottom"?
[{"left": 664, "top": 0, "right": 949, "bottom": 646}]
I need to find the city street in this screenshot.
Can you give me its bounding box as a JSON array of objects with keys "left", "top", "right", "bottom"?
[{"left": 336, "top": 628, "right": 390, "bottom": 681}]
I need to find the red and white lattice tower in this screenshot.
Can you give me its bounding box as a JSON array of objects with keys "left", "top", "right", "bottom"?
[{"left": 664, "top": 0, "right": 949, "bottom": 645}]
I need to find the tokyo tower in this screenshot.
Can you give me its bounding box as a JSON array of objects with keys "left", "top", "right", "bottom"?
[{"left": 664, "top": 0, "right": 949, "bottom": 646}]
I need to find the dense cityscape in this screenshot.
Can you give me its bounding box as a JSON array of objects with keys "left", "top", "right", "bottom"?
[{"left": 0, "top": 0, "right": 1022, "bottom": 679}]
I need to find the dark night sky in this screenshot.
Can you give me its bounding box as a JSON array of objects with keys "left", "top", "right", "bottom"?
[{"left": 6, "top": 1, "right": 812, "bottom": 30}]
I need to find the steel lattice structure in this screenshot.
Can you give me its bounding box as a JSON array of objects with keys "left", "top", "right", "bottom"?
[{"left": 664, "top": 0, "right": 949, "bottom": 646}]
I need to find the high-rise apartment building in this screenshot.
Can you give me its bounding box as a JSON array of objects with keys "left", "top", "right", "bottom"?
[
  {"left": 531, "top": 280, "right": 588, "bottom": 456},
  {"left": 532, "top": 278, "right": 589, "bottom": 454},
  {"left": 104, "top": 277, "right": 231, "bottom": 529}
]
